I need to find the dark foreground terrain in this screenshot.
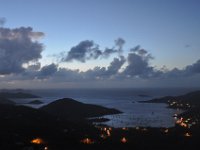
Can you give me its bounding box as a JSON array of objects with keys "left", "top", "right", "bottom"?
[{"left": 0, "top": 91, "right": 200, "bottom": 150}]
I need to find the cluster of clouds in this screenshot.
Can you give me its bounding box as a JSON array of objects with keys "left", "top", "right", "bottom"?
[
  {"left": 0, "top": 23, "right": 200, "bottom": 88},
  {"left": 60, "top": 38, "right": 125, "bottom": 63},
  {"left": 0, "top": 26, "right": 44, "bottom": 74}
]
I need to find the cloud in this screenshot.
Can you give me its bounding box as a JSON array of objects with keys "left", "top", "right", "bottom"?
[
  {"left": 83, "top": 56, "right": 126, "bottom": 80},
  {"left": 123, "top": 47, "right": 155, "bottom": 78},
  {"left": 53, "top": 68, "right": 82, "bottom": 82},
  {"left": 115, "top": 38, "right": 125, "bottom": 51},
  {"left": 61, "top": 38, "right": 125, "bottom": 62},
  {"left": 29, "top": 31, "right": 44, "bottom": 40},
  {"left": 163, "top": 59, "right": 200, "bottom": 78},
  {"left": 0, "top": 27, "right": 44, "bottom": 74},
  {"left": 185, "top": 59, "right": 200, "bottom": 74},
  {"left": 102, "top": 48, "right": 119, "bottom": 58},
  {"left": 27, "top": 62, "right": 41, "bottom": 71},
  {"left": 37, "top": 63, "right": 58, "bottom": 79},
  {"left": 0, "top": 17, "right": 6, "bottom": 26},
  {"left": 62, "top": 40, "right": 98, "bottom": 62},
  {"left": 106, "top": 56, "right": 126, "bottom": 76}
]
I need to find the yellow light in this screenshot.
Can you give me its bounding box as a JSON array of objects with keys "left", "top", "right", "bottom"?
[
  {"left": 122, "top": 127, "right": 128, "bottom": 130},
  {"left": 121, "top": 137, "right": 127, "bottom": 143},
  {"left": 164, "top": 129, "right": 169, "bottom": 133},
  {"left": 44, "top": 147, "right": 48, "bottom": 150},
  {"left": 100, "top": 134, "right": 107, "bottom": 139},
  {"left": 81, "top": 138, "right": 94, "bottom": 144},
  {"left": 180, "top": 122, "right": 187, "bottom": 128},
  {"left": 106, "top": 130, "right": 111, "bottom": 136},
  {"left": 184, "top": 133, "right": 192, "bottom": 137},
  {"left": 142, "top": 128, "right": 148, "bottom": 131},
  {"left": 31, "top": 138, "right": 44, "bottom": 145},
  {"left": 135, "top": 126, "right": 140, "bottom": 130}
]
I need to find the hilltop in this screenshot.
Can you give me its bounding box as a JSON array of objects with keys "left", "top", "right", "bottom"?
[{"left": 40, "top": 98, "right": 121, "bottom": 120}]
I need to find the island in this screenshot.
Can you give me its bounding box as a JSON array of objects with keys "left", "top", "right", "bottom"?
[
  {"left": 28, "top": 100, "right": 44, "bottom": 105},
  {"left": 0, "top": 96, "right": 16, "bottom": 105},
  {"left": 0, "top": 92, "right": 40, "bottom": 99},
  {"left": 40, "top": 98, "right": 121, "bottom": 120}
]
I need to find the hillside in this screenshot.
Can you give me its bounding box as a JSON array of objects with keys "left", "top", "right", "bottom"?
[
  {"left": 0, "top": 92, "right": 40, "bottom": 99},
  {"left": 0, "top": 97, "right": 15, "bottom": 105},
  {"left": 40, "top": 98, "right": 121, "bottom": 120},
  {"left": 143, "top": 90, "right": 200, "bottom": 109}
]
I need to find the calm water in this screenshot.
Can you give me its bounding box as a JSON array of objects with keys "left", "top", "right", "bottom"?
[{"left": 12, "top": 88, "right": 199, "bottom": 128}]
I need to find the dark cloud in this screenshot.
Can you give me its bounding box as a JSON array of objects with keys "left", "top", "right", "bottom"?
[
  {"left": 37, "top": 63, "right": 58, "bottom": 79},
  {"left": 123, "top": 47, "right": 155, "bottom": 78},
  {"left": 115, "top": 38, "right": 125, "bottom": 51},
  {"left": 100, "top": 48, "right": 117, "bottom": 58},
  {"left": 82, "top": 56, "right": 125, "bottom": 80},
  {"left": 83, "top": 67, "right": 106, "bottom": 80},
  {"left": 62, "top": 38, "right": 125, "bottom": 63},
  {"left": 131, "top": 45, "right": 141, "bottom": 52},
  {"left": 185, "top": 59, "right": 200, "bottom": 74},
  {"left": 163, "top": 59, "right": 200, "bottom": 78},
  {"left": 63, "top": 40, "right": 98, "bottom": 62},
  {"left": 106, "top": 56, "right": 126, "bottom": 76},
  {"left": 123, "top": 53, "right": 152, "bottom": 77},
  {"left": 0, "top": 27, "right": 44, "bottom": 74}
]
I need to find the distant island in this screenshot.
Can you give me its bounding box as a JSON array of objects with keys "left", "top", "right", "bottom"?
[
  {"left": 0, "top": 96, "right": 15, "bottom": 105},
  {"left": 40, "top": 98, "right": 121, "bottom": 120},
  {"left": 28, "top": 100, "right": 44, "bottom": 105},
  {"left": 0, "top": 92, "right": 40, "bottom": 99},
  {"left": 143, "top": 90, "right": 200, "bottom": 108}
]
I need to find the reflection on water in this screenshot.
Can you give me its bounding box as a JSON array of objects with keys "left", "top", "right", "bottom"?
[{"left": 98, "top": 103, "right": 181, "bottom": 128}]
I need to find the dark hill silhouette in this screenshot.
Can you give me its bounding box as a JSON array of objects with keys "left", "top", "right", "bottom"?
[
  {"left": 40, "top": 98, "right": 121, "bottom": 120},
  {"left": 28, "top": 100, "right": 43, "bottom": 104},
  {"left": 0, "top": 92, "right": 40, "bottom": 99},
  {"left": 0, "top": 97, "right": 15, "bottom": 105},
  {"left": 143, "top": 90, "right": 200, "bottom": 106}
]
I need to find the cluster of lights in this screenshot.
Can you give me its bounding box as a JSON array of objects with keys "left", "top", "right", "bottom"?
[
  {"left": 96, "top": 126, "right": 129, "bottom": 144},
  {"left": 176, "top": 117, "right": 197, "bottom": 128},
  {"left": 80, "top": 138, "right": 94, "bottom": 144},
  {"left": 168, "top": 101, "right": 191, "bottom": 109},
  {"left": 100, "top": 127, "right": 112, "bottom": 138}
]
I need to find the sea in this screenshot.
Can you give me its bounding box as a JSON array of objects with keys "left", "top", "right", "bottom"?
[{"left": 11, "top": 88, "right": 199, "bottom": 128}]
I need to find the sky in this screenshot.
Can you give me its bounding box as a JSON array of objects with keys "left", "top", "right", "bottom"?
[{"left": 0, "top": 0, "right": 200, "bottom": 89}]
